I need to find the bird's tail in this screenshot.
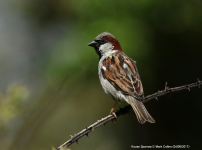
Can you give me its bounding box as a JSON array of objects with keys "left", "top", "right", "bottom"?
[{"left": 127, "top": 96, "right": 155, "bottom": 124}]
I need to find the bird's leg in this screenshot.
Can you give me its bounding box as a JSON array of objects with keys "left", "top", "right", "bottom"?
[{"left": 110, "top": 102, "right": 118, "bottom": 119}]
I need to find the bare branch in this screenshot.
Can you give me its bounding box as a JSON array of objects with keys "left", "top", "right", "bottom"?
[
  {"left": 57, "top": 79, "right": 202, "bottom": 150},
  {"left": 143, "top": 79, "right": 201, "bottom": 103}
]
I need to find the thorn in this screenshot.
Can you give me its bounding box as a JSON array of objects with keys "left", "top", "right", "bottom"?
[
  {"left": 86, "top": 133, "right": 89, "bottom": 138},
  {"left": 86, "top": 127, "right": 88, "bottom": 129},
  {"left": 187, "top": 85, "right": 190, "bottom": 91},
  {"left": 197, "top": 78, "right": 201, "bottom": 88},
  {"left": 97, "top": 120, "right": 99, "bottom": 122},
  {"left": 76, "top": 140, "right": 78, "bottom": 144},
  {"left": 165, "top": 82, "right": 169, "bottom": 90},
  {"left": 70, "top": 135, "right": 73, "bottom": 138},
  {"left": 155, "top": 97, "right": 158, "bottom": 101},
  {"left": 111, "top": 119, "right": 116, "bottom": 123}
]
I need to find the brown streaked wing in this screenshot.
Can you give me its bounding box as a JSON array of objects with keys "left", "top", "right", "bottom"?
[
  {"left": 122, "top": 55, "right": 143, "bottom": 96},
  {"left": 101, "top": 55, "right": 143, "bottom": 98}
]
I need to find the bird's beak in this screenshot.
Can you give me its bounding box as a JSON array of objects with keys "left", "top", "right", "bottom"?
[{"left": 87, "top": 40, "right": 98, "bottom": 47}]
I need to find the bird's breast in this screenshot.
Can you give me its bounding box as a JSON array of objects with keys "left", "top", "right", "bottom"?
[{"left": 98, "top": 57, "right": 128, "bottom": 103}]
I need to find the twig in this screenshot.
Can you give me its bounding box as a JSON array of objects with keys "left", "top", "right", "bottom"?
[{"left": 57, "top": 79, "right": 202, "bottom": 150}]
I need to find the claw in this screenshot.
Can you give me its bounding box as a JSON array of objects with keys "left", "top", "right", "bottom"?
[
  {"left": 112, "top": 112, "right": 117, "bottom": 119},
  {"left": 109, "top": 103, "right": 118, "bottom": 122}
]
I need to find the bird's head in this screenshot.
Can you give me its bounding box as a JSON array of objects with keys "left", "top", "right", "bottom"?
[{"left": 88, "top": 32, "right": 122, "bottom": 59}]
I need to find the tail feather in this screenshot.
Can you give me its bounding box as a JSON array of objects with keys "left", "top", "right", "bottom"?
[{"left": 128, "top": 96, "right": 155, "bottom": 124}]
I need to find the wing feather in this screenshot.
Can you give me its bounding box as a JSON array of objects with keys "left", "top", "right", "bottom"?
[{"left": 101, "top": 54, "right": 144, "bottom": 100}]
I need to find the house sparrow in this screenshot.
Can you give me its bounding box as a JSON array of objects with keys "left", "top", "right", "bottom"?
[{"left": 88, "top": 32, "right": 155, "bottom": 124}]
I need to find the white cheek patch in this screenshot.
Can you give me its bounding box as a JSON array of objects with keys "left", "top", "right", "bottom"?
[
  {"left": 100, "top": 43, "right": 113, "bottom": 51},
  {"left": 99, "top": 43, "right": 117, "bottom": 57},
  {"left": 102, "top": 66, "right": 107, "bottom": 71}
]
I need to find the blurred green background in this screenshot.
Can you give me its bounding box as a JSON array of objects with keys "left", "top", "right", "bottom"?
[{"left": 0, "top": 0, "right": 202, "bottom": 150}]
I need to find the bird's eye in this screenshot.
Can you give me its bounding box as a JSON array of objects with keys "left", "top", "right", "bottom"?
[{"left": 100, "top": 39, "right": 106, "bottom": 44}]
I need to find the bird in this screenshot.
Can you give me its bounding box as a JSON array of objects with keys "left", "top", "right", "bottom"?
[{"left": 87, "top": 32, "right": 155, "bottom": 124}]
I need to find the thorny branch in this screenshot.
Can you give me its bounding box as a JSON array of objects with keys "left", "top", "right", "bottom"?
[{"left": 56, "top": 79, "right": 202, "bottom": 150}]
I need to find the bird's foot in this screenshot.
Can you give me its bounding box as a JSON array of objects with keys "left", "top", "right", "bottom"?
[
  {"left": 110, "top": 108, "right": 117, "bottom": 123},
  {"left": 109, "top": 102, "right": 118, "bottom": 122},
  {"left": 110, "top": 107, "right": 117, "bottom": 118}
]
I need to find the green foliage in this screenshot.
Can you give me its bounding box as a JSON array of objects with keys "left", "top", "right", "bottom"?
[
  {"left": 0, "top": 84, "right": 28, "bottom": 130},
  {"left": 0, "top": 84, "right": 28, "bottom": 149}
]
